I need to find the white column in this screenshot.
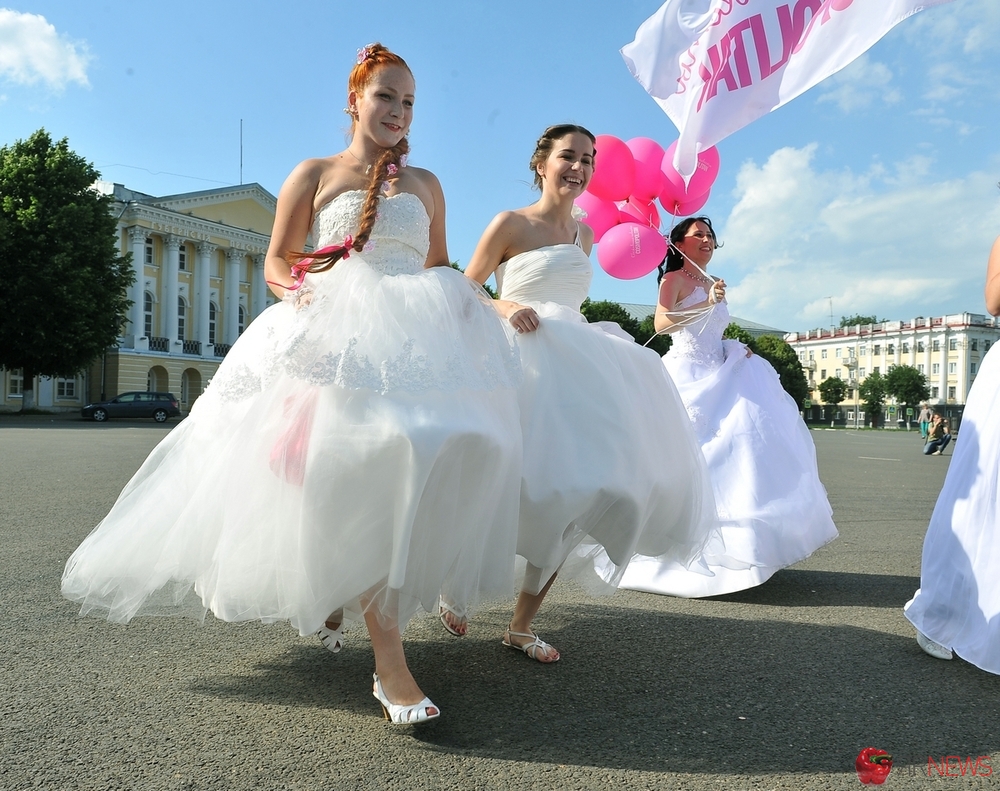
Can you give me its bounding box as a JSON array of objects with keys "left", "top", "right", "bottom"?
[
  {"left": 225, "top": 248, "right": 242, "bottom": 345},
  {"left": 161, "top": 235, "right": 181, "bottom": 352},
  {"left": 252, "top": 254, "right": 266, "bottom": 319},
  {"left": 938, "top": 331, "right": 949, "bottom": 401},
  {"left": 127, "top": 227, "right": 146, "bottom": 345},
  {"left": 196, "top": 242, "right": 215, "bottom": 356}
]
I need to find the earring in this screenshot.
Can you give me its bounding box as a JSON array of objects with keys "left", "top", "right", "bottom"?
[{"left": 343, "top": 107, "right": 357, "bottom": 117}]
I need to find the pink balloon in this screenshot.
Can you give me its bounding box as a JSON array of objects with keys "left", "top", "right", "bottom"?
[
  {"left": 618, "top": 197, "right": 660, "bottom": 229},
  {"left": 597, "top": 222, "right": 667, "bottom": 280},
  {"left": 661, "top": 141, "right": 720, "bottom": 197},
  {"left": 574, "top": 191, "right": 620, "bottom": 242},
  {"left": 661, "top": 188, "right": 711, "bottom": 217},
  {"left": 587, "top": 135, "right": 635, "bottom": 202},
  {"left": 626, "top": 137, "right": 666, "bottom": 203}
]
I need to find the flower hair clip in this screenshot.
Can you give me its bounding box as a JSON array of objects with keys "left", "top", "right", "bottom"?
[
  {"left": 386, "top": 163, "right": 398, "bottom": 176},
  {"left": 399, "top": 154, "right": 408, "bottom": 168},
  {"left": 357, "top": 44, "right": 375, "bottom": 64}
]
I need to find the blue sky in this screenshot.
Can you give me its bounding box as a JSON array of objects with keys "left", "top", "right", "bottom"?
[{"left": 2, "top": 1, "right": 998, "bottom": 332}]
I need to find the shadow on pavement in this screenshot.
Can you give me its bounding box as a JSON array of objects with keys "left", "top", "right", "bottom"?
[{"left": 707, "top": 568, "right": 922, "bottom": 609}]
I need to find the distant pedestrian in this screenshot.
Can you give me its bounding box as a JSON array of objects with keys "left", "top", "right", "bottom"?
[
  {"left": 917, "top": 403, "right": 932, "bottom": 439},
  {"left": 923, "top": 413, "right": 951, "bottom": 456}
]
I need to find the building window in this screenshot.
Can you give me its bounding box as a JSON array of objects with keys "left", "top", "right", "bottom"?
[
  {"left": 209, "top": 302, "right": 218, "bottom": 345},
  {"left": 887, "top": 343, "right": 895, "bottom": 354},
  {"left": 931, "top": 386, "right": 939, "bottom": 398},
  {"left": 56, "top": 377, "right": 76, "bottom": 399},
  {"left": 949, "top": 338, "right": 958, "bottom": 351},
  {"left": 799, "top": 351, "right": 806, "bottom": 360},
  {"left": 948, "top": 386, "right": 956, "bottom": 399},
  {"left": 809, "top": 351, "right": 814, "bottom": 360},
  {"left": 835, "top": 368, "right": 842, "bottom": 378},
  {"left": 971, "top": 362, "right": 978, "bottom": 375},
  {"left": 238, "top": 305, "right": 246, "bottom": 336},
  {"left": 8, "top": 369, "right": 23, "bottom": 397},
  {"left": 835, "top": 348, "right": 841, "bottom": 358},
  {"left": 177, "top": 297, "right": 186, "bottom": 340},
  {"left": 859, "top": 367, "right": 866, "bottom": 378},
  {"left": 821, "top": 349, "right": 828, "bottom": 359},
  {"left": 821, "top": 369, "right": 827, "bottom": 379},
  {"left": 949, "top": 362, "right": 957, "bottom": 374},
  {"left": 986, "top": 340, "right": 992, "bottom": 351},
  {"left": 971, "top": 339, "right": 979, "bottom": 351},
  {"left": 932, "top": 340, "right": 940, "bottom": 352},
  {"left": 917, "top": 364, "right": 925, "bottom": 373},
  {"left": 917, "top": 341, "right": 925, "bottom": 353},
  {"left": 932, "top": 363, "right": 940, "bottom": 374},
  {"left": 873, "top": 345, "right": 881, "bottom": 355},
  {"left": 902, "top": 343, "right": 909, "bottom": 354},
  {"left": 144, "top": 238, "right": 154, "bottom": 265},
  {"left": 178, "top": 244, "right": 187, "bottom": 271},
  {"left": 873, "top": 366, "right": 880, "bottom": 374},
  {"left": 848, "top": 348, "right": 855, "bottom": 358},
  {"left": 143, "top": 291, "right": 154, "bottom": 338}
]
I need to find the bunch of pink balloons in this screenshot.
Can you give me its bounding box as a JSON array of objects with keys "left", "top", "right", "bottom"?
[{"left": 575, "top": 134, "right": 720, "bottom": 279}]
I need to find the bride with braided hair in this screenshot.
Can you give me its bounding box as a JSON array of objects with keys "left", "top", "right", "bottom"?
[{"left": 62, "top": 43, "right": 523, "bottom": 725}]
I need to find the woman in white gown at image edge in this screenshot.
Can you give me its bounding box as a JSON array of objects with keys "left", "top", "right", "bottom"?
[
  {"left": 618, "top": 216, "right": 838, "bottom": 598},
  {"left": 440, "top": 124, "right": 718, "bottom": 662},
  {"left": 904, "top": 232, "right": 1000, "bottom": 672},
  {"left": 61, "top": 43, "right": 524, "bottom": 725}
]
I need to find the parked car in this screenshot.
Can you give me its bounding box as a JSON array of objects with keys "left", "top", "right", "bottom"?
[{"left": 81, "top": 392, "right": 181, "bottom": 423}]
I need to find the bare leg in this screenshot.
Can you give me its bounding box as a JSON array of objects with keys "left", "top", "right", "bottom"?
[
  {"left": 504, "top": 570, "right": 560, "bottom": 662},
  {"left": 364, "top": 609, "right": 437, "bottom": 711}
]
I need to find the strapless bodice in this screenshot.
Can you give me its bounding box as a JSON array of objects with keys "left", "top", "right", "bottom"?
[
  {"left": 669, "top": 286, "right": 731, "bottom": 368},
  {"left": 496, "top": 244, "right": 593, "bottom": 311},
  {"left": 311, "top": 190, "right": 430, "bottom": 276}
]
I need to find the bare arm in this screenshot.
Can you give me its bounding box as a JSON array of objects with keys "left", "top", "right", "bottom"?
[
  {"left": 986, "top": 235, "right": 1000, "bottom": 316},
  {"left": 653, "top": 274, "right": 725, "bottom": 333},
  {"left": 265, "top": 159, "right": 325, "bottom": 298},
  {"left": 465, "top": 212, "right": 539, "bottom": 333},
  {"left": 416, "top": 169, "right": 450, "bottom": 269}
]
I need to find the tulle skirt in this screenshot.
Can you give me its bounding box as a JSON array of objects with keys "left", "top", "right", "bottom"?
[
  {"left": 507, "top": 302, "right": 717, "bottom": 595},
  {"left": 905, "top": 343, "right": 1000, "bottom": 674},
  {"left": 620, "top": 339, "right": 838, "bottom": 597},
  {"left": 62, "top": 257, "right": 523, "bottom": 635}
]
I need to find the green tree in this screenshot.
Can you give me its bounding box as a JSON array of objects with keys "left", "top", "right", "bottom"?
[
  {"left": 859, "top": 370, "right": 888, "bottom": 428},
  {"left": 753, "top": 334, "right": 810, "bottom": 409},
  {"left": 636, "top": 314, "right": 671, "bottom": 356},
  {"left": 840, "top": 314, "right": 879, "bottom": 327},
  {"left": 580, "top": 299, "right": 641, "bottom": 335},
  {"left": 450, "top": 261, "right": 496, "bottom": 297},
  {"left": 0, "top": 130, "right": 133, "bottom": 410},
  {"left": 885, "top": 365, "right": 930, "bottom": 418},
  {"left": 818, "top": 376, "right": 848, "bottom": 406},
  {"left": 723, "top": 322, "right": 754, "bottom": 344}
]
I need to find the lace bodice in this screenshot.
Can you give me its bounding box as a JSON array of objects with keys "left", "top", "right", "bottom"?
[
  {"left": 669, "top": 286, "right": 730, "bottom": 368},
  {"left": 496, "top": 244, "right": 592, "bottom": 311},
  {"left": 312, "top": 190, "right": 430, "bottom": 275}
]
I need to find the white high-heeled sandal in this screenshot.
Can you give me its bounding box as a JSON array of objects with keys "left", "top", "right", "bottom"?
[
  {"left": 371, "top": 673, "right": 440, "bottom": 724},
  {"left": 916, "top": 630, "right": 953, "bottom": 660},
  {"left": 438, "top": 597, "right": 467, "bottom": 637},
  {"left": 317, "top": 621, "right": 344, "bottom": 654}
]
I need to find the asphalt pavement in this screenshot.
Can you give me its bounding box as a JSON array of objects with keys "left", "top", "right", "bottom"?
[{"left": 1, "top": 417, "right": 997, "bottom": 790}]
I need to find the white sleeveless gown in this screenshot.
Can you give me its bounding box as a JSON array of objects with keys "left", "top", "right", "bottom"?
[
  {"left": 496, "top": 242, "right": 717, "bottom": 593},
  {"left": 619, "top": 286, "right": 838, "bottom": 597},
  {"left": 62, "top": 190, "right": 523, "bottom": 634},
  {"left": 905, "top": 342, "right": 1000, "bottom": 674}
]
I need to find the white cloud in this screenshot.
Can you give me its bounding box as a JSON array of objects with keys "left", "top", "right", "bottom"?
[
  {"left": 719, "top": 145, "right": 1000, "bottom": 332},
  {"left": 816, "top": 56, "right": 900, "bottom": 113},
  {"left": 0, "top": 9, "right": 90, "bottom": 89}
]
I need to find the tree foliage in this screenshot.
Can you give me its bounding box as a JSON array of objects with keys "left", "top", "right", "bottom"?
[
  {"left": 723, "top": 322, "right": 754, "bottom": 344},
  {"left": 818, "top": 376, "right": 848, "bottom": 405},
  {"left": 0, "top": 130, "right": 133, "bottom": 408},
  {"left": 840, "top": 314, "right": 879, "bottom": 327},
  {"left": 859, "top": 370, "right": 888, "bottom": 427},
  {"left": 885, "top": 364, "right": 930, "bottom": 412},
  {"left": 752, "top": 334, "right": 810, "bottom": 409}
]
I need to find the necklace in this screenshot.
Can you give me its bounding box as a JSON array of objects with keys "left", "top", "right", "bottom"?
[
  {"left": 680, "top": 266, "right": 710, "bottom": 283},
  {"left": 346, "top": 148, "right": 372, "bottom": 174}
]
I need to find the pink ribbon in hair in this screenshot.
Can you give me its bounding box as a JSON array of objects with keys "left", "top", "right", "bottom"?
[{"left": 266, "top": 235, "right": 354, "bottom": 292}]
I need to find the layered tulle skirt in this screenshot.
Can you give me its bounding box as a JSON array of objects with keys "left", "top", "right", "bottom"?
[
  {"left": 620, "top": 339, "right": 838, "bottom": 597},
  {"left": 62, "top": 257, "right": 523, "bottom": 634},
  {"left": 905, "top": 343, "right": 1000, "bottom": 673},
  {"left": 506, "top": 302, "right": 718, "bottom": 595}
]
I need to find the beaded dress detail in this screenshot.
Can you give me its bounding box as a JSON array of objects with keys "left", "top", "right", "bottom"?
[{"left": 63, "top": 189, "right": 524, "bottom": 635}]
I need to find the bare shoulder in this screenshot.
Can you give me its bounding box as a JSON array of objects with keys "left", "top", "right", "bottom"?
[{"left": 577, "top": 220, "right": 595, "bottom": 253}]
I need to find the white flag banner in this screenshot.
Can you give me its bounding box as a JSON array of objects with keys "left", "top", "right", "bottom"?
[{"left": 622, "top": 0, "right": 956, "bottom": 180}]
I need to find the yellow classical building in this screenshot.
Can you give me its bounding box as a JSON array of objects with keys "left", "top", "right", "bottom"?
[{"left": 1, "top": 182, "right": 279, "bottom": 413}]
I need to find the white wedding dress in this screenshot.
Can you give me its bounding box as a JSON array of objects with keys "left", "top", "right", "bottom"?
[
  {"left": 905, "top": 343, "right": 1000, "bottom": 674},
  {"left": 63, "top": 189, "right": 523, "bottom": 634},
  {"left": 619, "top": 286, "right": 838, "bottom": 597},
  {"left": 495, "top": 239, "right": 717, "bottom": 594}
]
